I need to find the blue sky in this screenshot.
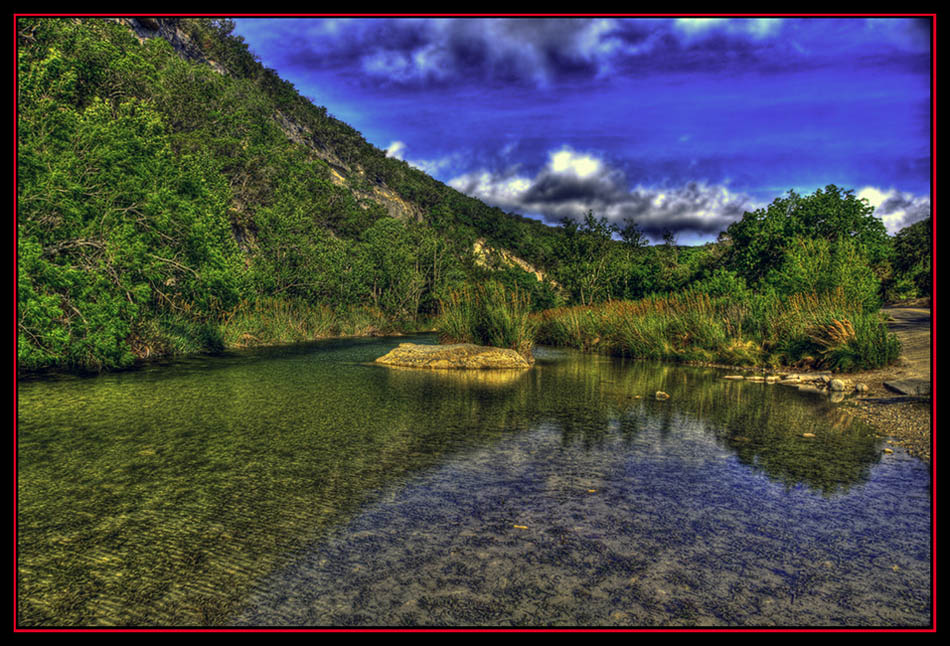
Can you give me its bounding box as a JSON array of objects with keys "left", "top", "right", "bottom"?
[{"left": 232, "top": 16, "right": 932, "bottom": 244}]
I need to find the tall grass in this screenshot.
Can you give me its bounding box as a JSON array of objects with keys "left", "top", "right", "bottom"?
[
  {"left": 435, "top": 281, "right": 538, "bottom": 359},
  {"left": 535, "top": 287, "right": 900, "bottom": 372},
  {"left": 217, "top": 297, "right": 401, "bottom": 348}
]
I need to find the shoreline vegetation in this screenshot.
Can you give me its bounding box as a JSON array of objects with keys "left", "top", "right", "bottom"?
[{"left": 534, "top": 288, "right": 902, "bottom": 372}]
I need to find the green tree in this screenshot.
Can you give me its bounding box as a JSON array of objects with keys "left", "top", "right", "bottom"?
[
  {"left": 726, "top": 185, "right": 892, "bottom": 286},
  {"left": 18, "top": 91, "right": 241, "bottom": 370},
  {"left": 554, "top": 212, "right": 620, "bottom": 306},
  {"left": 890, "top": 216, "right": 932, "bottom": 299},
  {"left": 765, "top": 237, "right": 881, "bottom": 311}
]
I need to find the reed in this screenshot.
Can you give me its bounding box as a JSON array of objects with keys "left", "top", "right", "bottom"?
[
  {"left": 436, "top": 281, "right": 538, "bottom": 358},
  {"left": 535, "top": 288, "right": 900, "bottom": 371},
  {"left": 218, "top": 297, "right": 395, "bottom": 347}
]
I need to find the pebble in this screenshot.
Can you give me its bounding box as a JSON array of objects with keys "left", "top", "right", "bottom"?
[{"left": 844, "top": 398, "right": 931, "bottom": 463}]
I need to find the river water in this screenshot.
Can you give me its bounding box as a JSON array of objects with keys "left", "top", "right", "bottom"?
[{"left": 16, "top": 335, "right": 932, "bottom": 628}]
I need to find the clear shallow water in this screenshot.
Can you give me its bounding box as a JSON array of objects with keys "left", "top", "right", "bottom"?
[{"left": 16, "top": 335, "right": 932, "bottom": 627}]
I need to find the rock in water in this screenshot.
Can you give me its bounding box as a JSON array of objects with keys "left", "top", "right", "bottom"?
[{"left": 374, "top": 343, "right": 533, "bottom": 370}]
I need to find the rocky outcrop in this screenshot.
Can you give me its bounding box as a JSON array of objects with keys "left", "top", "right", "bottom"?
[
  {"left": 118, "top": 18, "right": 226, "bottom": 73},
  {"left": 375, "top": 343, "right": 533, "bottom": 370},
  {"left": 473, "top": 238, "right": 554, "bottom": 286}
]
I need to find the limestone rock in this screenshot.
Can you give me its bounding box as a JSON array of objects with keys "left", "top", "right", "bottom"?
[{"left": 374, "top": 343, "right": 533, "bottom": 370}]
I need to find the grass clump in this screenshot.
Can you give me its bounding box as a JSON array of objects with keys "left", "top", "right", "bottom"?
[
  {"left": 218, "top": 297, "right": 396, "bottom": 348},
  {"left": 435, "top": 281, "right": 538, "bottom": 359},
  {"left": 535, "top": 287, "right": 900, "bottom": 372}
]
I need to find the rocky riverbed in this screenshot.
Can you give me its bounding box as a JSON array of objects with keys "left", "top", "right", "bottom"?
[{"left": 717, "top": 304, "right": 932, "bottom": 463}]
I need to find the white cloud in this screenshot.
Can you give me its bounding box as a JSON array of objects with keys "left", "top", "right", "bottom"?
[
  {"left": 385, "top": 140, "right": 407, "bottom": 160},
  {"left": 674, "top": 17, "right": 782, "bottom": 40},
  {"left": 450, "top": 169, "right": 532, "bottom": 205},
  {"left": 548, "top": 148, "right": 603, "bottom": 179},
  {"left": 385, "top": 140, "right": 460, "bottom": 177},
  {"left": 857, "top": 186, "right": 931, "bottom": 234},
  {"left": 449, "top": 146, "right": 760, "bottom": 239}
]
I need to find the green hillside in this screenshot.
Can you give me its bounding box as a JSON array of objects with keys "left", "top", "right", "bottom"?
[{"left": 16, "top": 17, "right": 568, "bottom": 373}]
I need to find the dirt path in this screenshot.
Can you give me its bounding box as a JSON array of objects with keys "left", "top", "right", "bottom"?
[
  {"left": 838, "top": 303, "right": 933, "bottom": 462},
  {"left": 879, "top": 306, "right": 932, "bottom": 395}
]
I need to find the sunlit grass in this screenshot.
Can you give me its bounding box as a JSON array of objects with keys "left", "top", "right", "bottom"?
[
  {"left": 535, "top": 288, "right": 900, "bottom": 372},
  {"left": 217, "top": 297, "right": 402, "bottom": 347},
  {"left": 435, "top": 281, "right": 538, "bottom": 359}
]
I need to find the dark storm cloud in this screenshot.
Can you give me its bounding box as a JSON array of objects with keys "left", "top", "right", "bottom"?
[
  {"left": 449, "top": 148, "right": 760, "bottom": 240},
  {"left": 265, "top": 18, "right": 616, "bottom": 87},
  {"left": 237, "top": 17, "right": 930, "bottom": 89},
  {"left": 877, "top": 192, "right": 932, "bottom": 229},
  {"left": 520, "top": 168, "right": 628, "bottom": 206}
]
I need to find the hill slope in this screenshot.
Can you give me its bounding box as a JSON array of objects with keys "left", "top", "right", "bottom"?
[{"left": 16, "top": 17, "right": 563, "bottom": 372}]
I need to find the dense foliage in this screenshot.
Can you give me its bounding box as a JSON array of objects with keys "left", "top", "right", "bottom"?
[{"left": 16, "top": 18, "right": 930, "bottom": 374}]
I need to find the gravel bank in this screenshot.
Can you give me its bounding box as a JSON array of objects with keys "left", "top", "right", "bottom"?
[{"left": 834, "top": 304, "right": 932, "bottom": 463}]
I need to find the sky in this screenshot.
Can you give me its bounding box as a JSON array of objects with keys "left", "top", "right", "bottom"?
[{"left": 231, "top": 16, "right": 933, "bottom": 245}]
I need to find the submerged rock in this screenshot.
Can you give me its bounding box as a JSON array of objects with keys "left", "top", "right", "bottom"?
[{"left": 374, "top": 343, "right": 533, "bottom": 370}]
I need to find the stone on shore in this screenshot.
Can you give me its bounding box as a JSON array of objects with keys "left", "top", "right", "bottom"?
[{"left": 374, "top": 343, "right": 533, "bottom": 370}]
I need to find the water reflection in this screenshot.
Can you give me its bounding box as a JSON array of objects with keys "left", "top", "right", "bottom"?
[{"left": 16, "top": 336, "right": 930, "bottom": 627}]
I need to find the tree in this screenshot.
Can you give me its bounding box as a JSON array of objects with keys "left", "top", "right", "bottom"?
[
  {"left": 726, "top": 185, "right": 892, "bottom": 286},
  {"left": 554, "top": 212, "right": 619, "bottom": 306},
  {"left": 890, "top": 216, "right": 932, "bottom": 298}
]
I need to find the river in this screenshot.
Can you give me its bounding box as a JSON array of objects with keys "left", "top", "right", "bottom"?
[{"left": 16, "top": 335, "right": 932, "bottom": 627}]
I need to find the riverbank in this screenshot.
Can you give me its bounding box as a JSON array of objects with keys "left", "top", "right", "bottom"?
[
  {"left": 833, "top": 304, "right": 932, "bottom": 462},
  {"left": 534, "top": 297, "right": 932, "bottom": 463},
  {"left": 709, "top": 304, "right": 932, "bottom": 462}
]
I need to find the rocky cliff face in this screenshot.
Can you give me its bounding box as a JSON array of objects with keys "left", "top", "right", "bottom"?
[
  {"left": 118, "top": 18, "right": 227, "bottom": 73},
  {"left": 473, "top": 238, "right": 554, "bottom": 285}
]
